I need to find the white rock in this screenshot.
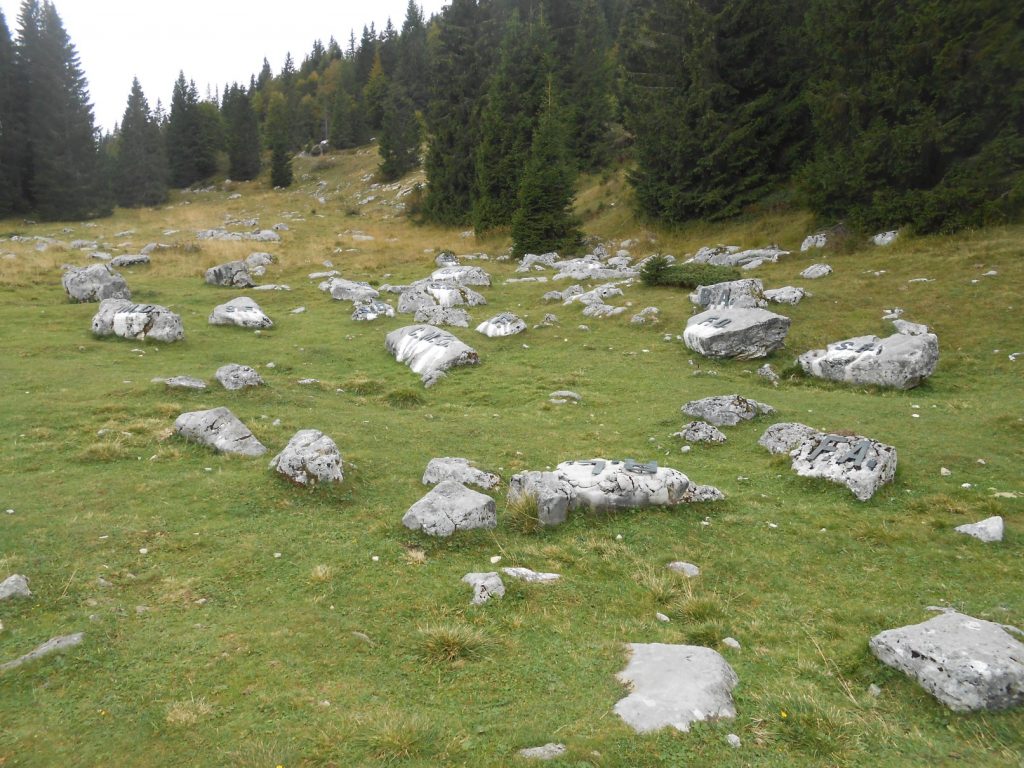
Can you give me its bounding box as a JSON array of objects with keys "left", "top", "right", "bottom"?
[
  {"left": 501, "top": 567, "right": 560, "bottom": 583},
  {"left": 269, "top": 429, "right": 344, "bottom": 486},
  {"left": 954, "top": 516, "right": 1004, "bottom": 543},
  {"left": 208, "top": 297, "right": 273, "bottom": 329},
  {"left": 462, "top": 572, "right": 505, "bottom": 605},
  {"left": 422, "top": 457, "right": 500, "bottom": 490},
  {"left": 667, "top": 562, "right": 700, "bottom": 578},
  {"left": 402, "top": 480, "right": 497, "bottom": 537},
  {"left": 0, "top": 574, "right": 31, "bottom": 601}
]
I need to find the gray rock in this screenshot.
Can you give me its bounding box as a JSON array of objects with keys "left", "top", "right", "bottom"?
[
  {"left": 462, "top": 572, "right": 505, "bottom": 605},
  {"left": 507, "top": 471, "right": 574, "bottom": 527},
  {"left": 162, "top": 375, "right": 207, "bottom": 390},
  {"left": 385, "top": 325, "right": 480, "bottom": 387},
  {"left": 581, "top": 302, "right": 626, "bottom": 319},
  {"left": 800, "top": 233, "right": 828, "bottom": 251},
  {"left": 869, "top": 612, "right": 1024, "bottom": 712},
  {"left": 0, "top": 632, "right": 84, "bottom": 673},
  {"left": 684, "top": 307, "right": 791, "bottom": 359},
  {"left": 398, "top": 281, "right": 487, "bottom": 313},
  {"left": 91, "top": 299, "right": 184, "bottom": 343},
  {"left": 413, "top": 306, "right": 470, "bottom": 327},
  {"left": 204, "top": 260, "right": 254, "bottom": 288},
  {"left": 62, "top": 263, "right": 131, "bottom": 302},
  {"left": 535, "top": 313, "right": 560, "bottom": 328},
  {"left": 252, "top": 284, "right": 290, "bottom": 291},
  {"left": 614, "top": 643, "right": 739, "bottom": 733},
  {"left": 758, "top": 422, "right": 822, "bottom": 455},
  {"left": 552, "top": 258, "right": 637, "bottom": 281},
  {"left": 434, "top": 250, "right": 459, "bottom": 267},
  {"left": 687, "top": 245, "right": 788, "bottom": 268},
  {"left": 757, "top": 363, "right": 780, "bottom": 385},
  {"left": 689, "top": 279, "right": 766, "bottom": 309},
  {"left": 246, "top": 252, "right": 275, "bottom": 269},
  {"left": 351, "top": 299, "right": 395, "bottom": 321},
  {"left": 722, "top": 637, "right": 741, "bottom": 650},
  {"left": 431, "top": 265, "right": 492, "bottom": 286},
  {"left": 208, "top": 296, "right": 273, "bottom": 329},
  {"left": 215, "top": 364, "right": 264, "bottom": 390},
  {"left": 798, "top": 332, "right": 939, "bottom": 389},
  {"left": 682, "top": 395, "right": 776, "bottom": 427},
  {"left": 556, "top": 459, "right": 715, "bottom": 513},
  {"left": 726, "top": 734, "right": 742, "bottom": 748},
  {"left": 109, "top": 254, "right": 150, "bottom": 268},
  {"left": 0, "top": 574, "right": 31, "bottom": 601},
  {"left": 173, "top": 406, "right": 267, "bottom": 456},
  {"left": 667, "top": 562, "right": 700, "bottom": 578},
  {"left": 630, "top": 307, "right": 660, "bottom": 325},
  {"left": 872, "top": 230, "right": 899, "bottom": 246},
  {"left": 402, "top": 480, "right": 497, "bottom": 537},
  {"left": 269, "top": 429, "right": 344, "bottom": 486},
  {"left": 516, "top": 252, "right": 559, "bottom": 272},
  {"left": 319, "top": 277, "right": 379, "bottom": 302},
  {"left": 674, "top": 421, "right": 726, "bottom": 444},
  {"left": 518, "top": 743, "right": 567, "bottom": 761},
  {"left": 476, "top": 312, "right": 526, "bottom": 337},
  {"left": 892, "top": 319, "right": 929, "bottom": 336},
  {"left": 501, "top": 567, "right": 560, "bottom": 583},
  {"left": 422, "top": 457, "right": 500, "bottom": 490},
  {"left": 954, "top": 516, "right": 1004, "bottom": 543},
  {"left": 763, "top": 286, "right": 806, "bottom": 305},
  {"left": 549, "top": 390, "right": 581, "bottom": 404},
  {"left": 567, "top": 284, "right": 623, "bottom": 306},
  {"left": 800, "top": 263, "right": 832, "bottom": 279},
  {"left": 790, "top": 432, "right": 897, "bottom": 501}
]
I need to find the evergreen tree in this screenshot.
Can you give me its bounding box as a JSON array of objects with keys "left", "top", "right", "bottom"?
[
  {"left": 223, "top": 83, "right": 261, "bottom": 180},
  {"left": 363, "top": 49, "right": 389, "bottom": 130},
  {"left": 511, "top": 90, "right": 581, "bottom": 258},
  {"left": 566, "top": 0, "right": 613, "bottom": 170},
  {"left": 266, "top": 92, "right": 293, "bottom": 187},
  {"left": 396, "top": 0, "right": 429, "bottom": 110},
  {"left": 166, "top": 73, "right": 202, "bottom": 187},
  {"left": 0, "top": 9, "right": 18, "bottom": 215},
  {"left": 113, "top": 77, "right": 168, "bottom": 207},
  {"left": 378, "top": 82, "right": 421, "bottom": 180}
]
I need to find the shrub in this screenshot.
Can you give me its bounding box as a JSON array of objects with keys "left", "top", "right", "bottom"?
[{"left": 639, "top": 255, "right": 742, "bottom": 288}]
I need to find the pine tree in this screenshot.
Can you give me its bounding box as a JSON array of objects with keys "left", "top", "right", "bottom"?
[
  {"left": 113, "top": 77, "right": 168, "bottom": 207},
  {"left": 511, "top": 90, "right": 581, "bottom": 258},
  {"left": 266, "top": 92, "right": 293, "bottom": 188},
  {"left": 0, "top": 9, "right": 18, "bottom": 215},
  {"left": 223, "top": 83, "right": 261, "bottom": 181},
  {"left": 378, "top": 82, "right": 421, "bottom": 180},
  {"left": 166, "top": 73, "right": 201, "bottom": 187},
  {"left": 566, "top": 0, "right": 613, "bottom": 170},
  {"left": 396, "top": 0, "right": 429, "bottom": 110},
  {"left": 362, "top": 49, "right": 389, "bottom": 130}
]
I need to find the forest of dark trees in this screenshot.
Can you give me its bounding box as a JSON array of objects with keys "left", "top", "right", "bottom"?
[{"left": 1, "top": 0, "right": 1021, "bottom": 243}]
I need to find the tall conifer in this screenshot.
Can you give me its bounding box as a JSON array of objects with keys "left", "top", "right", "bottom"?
[
  {"left": 114, "top": 78, "right": 169, "bottom": 207},
  {"left": 0, "top": 9, "right": 18, "bottom": 215},
  {"left": 223, "top": 84, "right": 261, "bottom": 180}
]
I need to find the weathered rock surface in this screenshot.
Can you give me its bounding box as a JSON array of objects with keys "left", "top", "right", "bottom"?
[
  {"left": 518, "top": 743, "right": 567, "bottom": 761},
  {"left": 758, "top": 422, "right": 822, "bottom": 455},
  {"left": 462, "top": 572, "right": 504, "bottom": 605},
  {"left": 689, "top": 279, "right": 766, "bottom": 309},
  {"left": 204, "top": 260, "right": 253, "bottom": 288},
  {"left": 0, "top": 632, "right": 84, "bottom": 673},
  {"left": 798, "top": 332, "right": 939, "bottom": 389},
  {"left": 422, "top": 457, "right": 500, "bottom": 490},
  {"left": 955, "top": 516, "right": 1004, "bottom": 543},
  {"left": 872, "top": 230, "right": 899, "bottom": 246},
  {"left": 549, "top": 390, "right": 581, "bottom": 404},
  {"left": 215, "top": 364, "right": 264, "bottom": 390},
  {"left": 413, "top": 305, "right": 470, "bottom": 327},
  {"left": 62, "top": 264, "right": 131, "bottom": 302},
  {"left": 91, "top": 299, "right": 184, "bottom": 343},
  {"left": 398, "top": 281, "right": 487, "bottom": 313},
  {"left": 800, "top": 263, "right": 832, "bottom": 279},
  {"left": 269, "top": 429, "right": 343, "bottom": 486},
  {"left": 687, "top": 245, "right": 788, "bottom": 268},
  {"left": 763, "top": 286, "right": 806, "bottom": 305},
  {"left": 161, "top": 375, "right": 207, "bottom": 390},
  {"left": 319, "top": 277, "right": 379, "bottom": 302},
  {"left": 351, "top": 299, "right": 395, "bottom": 321},
  {"left": 614, "top": 643, "right": 739, "bottom": 733},
  {"left": 507, "top": 471, "right": 574, "bottom": 527},
  {"left": 801, "top": 233, "right": 828, "bottom": 251},
  {"left": 667, "top": 562, "right": 701, "bottom": 578},
  {"left": 245, "top": 252, "right": 275, "bottom": 269},
  {"left": 434, "top": 250, "right": 459, "bottom": 267},
  {"left": 385, "top": 325, "right": 480, "bottom": 387},
  {"left": 402, "top": 480, "right": 497, "bottom": 537},
  {"left": 208, "top": 296, "right": 273, "bottom": 329},
  {"left": 557, "top": 460, "right": 708, "bottom": 512},
  {"left": 516, "top": 252, "right": 559, "bottom": 273},
  {"left": 476, "top": 312, "right": 526, "bottom": 337},
  {"left": 431, "top": 265, "right": 491, "bottom": 286},
  {"left": 631, "top": 307, "right": 660, "bottom": 325},
  {"left": 790, "top": 432, "right": 897, "bottom": 501},
  {"left": 684, "top": 307, "right": 791, "bottom": 359},
  {"left": 502, "top": 567, "right": 560, "bottom": 583},
  {"left": 0, "top": 574, "right": 31, "bottom": 601},
  {"left": 109, "top": 254, "right": 150, "bottom": 268},
  {"left": 869, "top": 612, "right": 1024, "bottom": 712},
  {"left": 197, "top": 228, "right": 280, "bottom": 242},
  {"left": 173, "top": 406, "right": 266, "bottom": 456},
  {"left": 674, "top": 421, "right": 727, "bottom": 444},
  {"left": 681, "top": 395, "right": 776, "bottom": 427}
]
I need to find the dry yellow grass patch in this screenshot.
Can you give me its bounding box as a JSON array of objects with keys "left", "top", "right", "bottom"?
[{"left": 164, "top": 695, "right": 213, "bottom": 726}]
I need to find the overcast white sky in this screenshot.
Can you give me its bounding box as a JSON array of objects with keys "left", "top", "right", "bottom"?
[{"left": 0, "top": 0, "right": 448, "bottom": 132}]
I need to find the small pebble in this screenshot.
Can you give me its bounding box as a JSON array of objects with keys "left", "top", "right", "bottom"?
[
  {"left": 615, "top": 534, "right": 623, "bottom": 541},
  {"left": 371, "top": 555, "right": 380, "bottom": 562},
  {"left": 656, "top": 612, "right": 670, "bottom": 623},
  {"left": 265, "top": 362, "right": 276, "bottom": 368},
  {"left": 868, "top": 684, "right": 882, "bottom": 698},
  {"left": 726, "top": 734, "right": 742, "bottom": 748},
  {"left": 722, "top": 637, "right": 741, "bottom": 650},
  {"left": 767, "top": 523, "right": 778, "bottom": 529},
  {"left": 940, "top": 467, "right": 951, "bottom": 476},
  {"left": 4, "top": 509, "right": 13, "bottom": 515},
  {"left": 977, "top": 459, "right": 987, "bottom": 465},
  {"left": 273, "top": 552, "right": 282, "bottom": 558},
  {"left": 138, "top": 548, "right": 148, "bottom": 555},
  {"left": 680, "top": 445, "right": 691, "bottom": 453},
  {"left": 489, "top": 555, "right": 502, "bottom": 564},
  {"left": 961, "top": 483, "right": 973, "bottom": 489}
]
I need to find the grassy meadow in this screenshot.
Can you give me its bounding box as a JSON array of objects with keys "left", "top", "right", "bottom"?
[{"left": 0, "top": 147, "right": 1022, "bottom": 767}]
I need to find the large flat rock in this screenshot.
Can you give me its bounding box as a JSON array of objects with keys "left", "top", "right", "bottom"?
[
  {"left": 798, "top": 332, "right": 938, "bottom": 389},
  {"left": 91, "top": 299, "right": 184, "bottom": 343},
  {"left": 689, "top": 278, "right": 766, "bottom": 309},
  {"left": 208, "top": 296, "right": 273, "bottom": 329},
  {"left": 402, "top": 480, "right": 497, "bottom": 537},
  {"left": 385, "top": 324, "right": 479, "bottom": 387},
  {"left": 681, "top": 395, "right": 776, "bottom": 427},
  {"left": 683, "top": 307, "right": 791, "bottom": 359},
  {"left": 62, "top": 263, "right": 130, "bottom": 302},
  {"left": 173, "top": 406, "right": 266, "bottom": 456},
  {"left": 790, "top": 432, "right": 897, "bottom": 501}
]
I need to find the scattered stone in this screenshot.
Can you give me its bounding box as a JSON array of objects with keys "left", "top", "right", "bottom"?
[
  {"left": 801, "top": 233, "right": 828, "bottom": 251},
  {"left": 790, "top": 432, "right": 897, "bottom": 501},
  {"left": 398, "top": 281, "right": 487, "bottom": 313},
  {"left": 197, "top": 228, "right": 280, "bottom": 242},
  {"left": 687, "top": 245, "right": 788, "bottom": 268},
  {"left": 800, "top": 263, "right": 832, "bottom": 279},
  {"left": 798, "top": 332, "right": 939, "bottom": 389},
  {"left": 954, "top": 516, "right": 1004, "bottom": 543},
  {"left": 208, "top": 297, "right": 273, "bottom": 329},
  {"left": 549, "top": 390, "right": 581, "bottom": 405},
  {"left": 506, "top": 471, "right": 574, "bottom": 527},
  {"left": 516, "top": 252, "right": 559, "bottom": 273},
  {"left": 422, "top": 457, "right": 500, "bottom": 490},
  {"left": 402, "top": 480, "right": 497, "bottom": 537},
  {"left": 173, "top": 407, "right": 267, "bottom": 456},
  {"left": 868, "top": 683, "right": 882, "bottom": 698},
  {"left": 630, "top": 307, "right": 660, "bottom": 325},
  {"left": 757, "top": 363, "right": 780, "bottom": 385},
  {"left": 215, "top": 364, "right": 264, "bottom": 390},
  {"left": 674, "top": 421, "right": 726, "bottom": 444},
  {"left": 684, "top": 307, "right": 790, "bottom": 360},
  {"left": 869, "top": 612, "right": 1024, "bottom": 712},
  {"left": 722, "top": 637, "right": 741, "bottom": 650},
  {"left": 0, "top": 574, "right": 31, "bottom": 601},
  {"left": 351, "top": 299, "right": 395, "bottom": 322},
  {"left": 270, "top": 430, "right": 344, "bottom": 486},
  {"left": 501, "top": 567, "right": 560, "bottom": 583},
  {"left": 91, "top": 299, "right": 184, "bottom": 343},
  {"left": 0, "top": 632, "right": 84, "bottom": 673},
  {"left": 476, "top": 312, "right": 526, "bottom": 337},
  {"left": 758, "top": 422, "right": 821, "bottom": 455},
  {"left": 763, "top": 286, "right": 806, "bottom": 305},
  {"left": 682, "top": 395, "right": 776, "bottom": 427},
  {"left": 385, "top": 325, "right": 480, "bottom": 387},
  {"left": 689, "top": 278, "right": 766, "bottom": 309},
  {"left": 245, "top": 252, "right": 275, "bottom": 270},
  {"left": 109, "top": 254, "right": 150, "bottom": 268},
  {"left": 614, "top": 643, "right": 739, "bottom": 733},
  {"left": 872, "top": 230, "right": 899, "bottom": 246},
  {"left": 667, "top": 562, "right": 700, "bottom": 578},
  {"left": 319, "top": 277, "right": 379, "bottom": 302},
  {"left": 162, "top": 375, "right": 207, "bottom": 390},
  {"left": 462, "top": 572, "right": 504, "bottom": 605},
  {"left": 656, "top": 612, "right": 671, "bottom": 623},
  {"left": 62, "top": 263, "right": 131, "bottom": 302},
  {"left": 518, "top": 743, "right": 567, "bottom": 761},
  {"left": 290, "top": 307, "right": 306, "bottom": 315},
  {"left": 431, "top": 265, "right": 492, "bottom": 286},
  {"left": 434, "top": 250, "right": 459, "bottom": 267},
  {"left": 726, "top": 734, "right": 742, "bottom": 748},
  {"left": 204, "top": 260, "right": 254, "bottom": 288},
  {"left": 892, "top": 319, "right": 929, "bottom": 336},
  {"left": 940, "top": 467, "right": 952, "bottom": 476},
  {"left": 252, "top": 283, "right": 290, "bottom": 291}
]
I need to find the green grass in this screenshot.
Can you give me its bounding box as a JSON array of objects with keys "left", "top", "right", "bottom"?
[{"left": 0, "top": 148, "right": 1022, "bottom": 767}]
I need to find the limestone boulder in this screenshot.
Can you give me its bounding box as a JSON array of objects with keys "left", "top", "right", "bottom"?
[
  {"left": 109, "top": 254, "right": 150, "bottom": 268},
  {"left": 402, "top": 480, "right": 497, "bottom": 537},
  {"left": 204, "top": 260, "right": 254, "bottom": 288},
  {"left": 0, "top": 574, "right": 31, "bottom": 601},
  {"left": 800, "top": 233, "right": 828, "bottom": 251},
  {"left": 790, "top": 432, "right": 897, "bottom": 501},
  {"left": 687, "top": 245, "right": 788, "bottom": 268},
  {"left": 870, "top": 612, "right": 1024, "bottom": 712},
  {"left": 269, "top": 429, "right": 343, "bottom": 486},
  {"left": 413, "top": 306, "right": 470, "bottom": 327},
  {"left": 681, "top": 395, "right": 776, "bottom": 427},
  {"left": 422, "top": 457, "right": 500, "bottom": 490},
  {"left": 173, "top": 406, "right": 266, "bottom": 456},
  {"left": 462, "top": 572, "right": 504, "bottom": 605},
  {"left": 684, "top": 307, "right": 791, "bottom": 359},
  {"left": 674, "top": 421, "right": 726, "bottom": 444},
  {"left": 955, "top": 516, "right": 1004, "bottom": 543},
  {"left": 758, "top": 422, "right": 821, "bottom": 455},
  {"left": 215, "top": 364, "right": 264, "bottom": 390},
  {"left": 507, "top": 471, "right": 575, "bottom": 527},
  {"left": 430, "top": 265, "right": 491, "bottom": 286},
  {"left": 91, "top": 299, "right": 184, "bottom": 343},
  {"left": 385, "top": 324, "right": 480, "bottom": 387},
  {"left": 398, "top": 281, "right": 487, "bottom": 313},
  {"left": 208, "top": 296, "right": 273, "bottom": 329},
  {"left": 245, "top": 252, "right": 275, "bottom": 269},
  {"left": 434, "top": 250, "right": 459, "bottom": 267},
  {"left": 800, "top": 263, "right": 832, "bottom": 279},
  {"left": 764, "top": 286, "right": 806, "bottom": 305},
  {"left": 798, "top": 332, "right": 939, "bottom": 389},
  {"left": 162, "top": 375, "right": 207, "bottom": 390},
  {"left": 62, "top": 263, "right": 131, "bottom": 302},
  {"left": 351, "top": 299, "right": 395, "bottom": 322},
  {"left": 614, "top": 643, "right": 739, "bottom": 733},
  {"left": 689, "top": 279, "right": 765, "bottom": 309},
  {"left": 556, "top": 459, "right": 700, "bottom": 513},
  {"left": 476, "top": 312, "right": 526, "bottom": 337},
  {"left": 319, "top": 277, "right": 379, "bottom": 302}
]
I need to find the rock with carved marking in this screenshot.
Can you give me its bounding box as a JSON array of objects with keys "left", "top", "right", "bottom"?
[
  {"left": 208, "top": 296, "right": 273, "bottom": 328},
  {"left": 204, "top": 260, "right": 254, "bottom": 288},
  {"left": 798, "top": 332, "right": 938, "bottom": 389},
  {"left": 689, "top": 279, "right": 766, "bottom": 309},
  {"left": 790, "top": 432, "right": 897, "bottom": 501},
  {"left": 385, "top": 325, "right": 479, "bottom": 387},
  {"left": 684, "top": 307, "right": 790, "bottom": 359},
  {"left": 91, "top": 298, "right": 184, "bottom": 342},
  {"left": 476, "top": 312, "right": 526, "bottom": 337},
  {"left": 351, "top": 299, "right": 395, "bottom": 322}
]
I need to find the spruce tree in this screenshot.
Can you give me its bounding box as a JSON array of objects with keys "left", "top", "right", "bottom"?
[
  {"left": 566, "top": 0, "right": 613, "bottom": 170},
  {"left": 223, "top": 83, "right": 261, "bottom": 181},
  {"left": 362, "top": 50, "right": 389, "bottom": 130},
  {"left": 0, "top": 9, "right": 18, "bottom": 215},
  {"left": 113, "top": 77, "right": 169, "bottom": 207},
  {"left": 266, "top": 92, "right": 293, "bottom": 188},
  {"left": 511, "top": 91, "right": 581, "bottom": 258},
  {"left": 396, "top": 0, "right": 429, "bottom": 110},
  {"left": 378, "top": 82, "right": 421, "bottom": 181},
  {"left": 165, "top": 73, "right": 201, "bottom": 187}
]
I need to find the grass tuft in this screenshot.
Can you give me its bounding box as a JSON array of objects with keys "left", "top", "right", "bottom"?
[
  {"left": 504, "top": 493, "right": 543, "bottom": 535},
  {"left": 418, "top": 623, "right": 494, "bottom": 664},
  {"left": 383, "top": 387, "right": 426, "bottom": 408},
  {"left": 342, "top": 373, "right": 385, "bottom": 396},
  {"left": 310, "top": 564, "right": 333, "bottom": 583},
  {"left": 164, "top": 695, "right": 213, "bottom": 726},
  {"left": 356, "top": 711, "right": 446, "bottom": 764}
]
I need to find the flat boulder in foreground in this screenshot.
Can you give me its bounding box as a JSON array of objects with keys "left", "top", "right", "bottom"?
[
  {"left": 385, "top": 324, "right": 479, "bottom": 387},
  {"left": 91, "top": 299, "right": 184, "bottom": 343},
  {"left": 798, "top": 332, "right": 938, "bottom": 389},
  {"left": 173, "top": 406, "right": 266, "bottom": 456}
]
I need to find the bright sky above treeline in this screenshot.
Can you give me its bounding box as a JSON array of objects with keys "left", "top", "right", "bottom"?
[{"left": 0, "top": 0, "right": 448, "bottom": 132}]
